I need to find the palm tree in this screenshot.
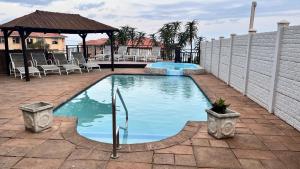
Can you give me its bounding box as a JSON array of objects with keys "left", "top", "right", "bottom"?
[
  {"left": 170, "top": 21, "right": 181, "bottom": 44},
  {"left": 149, "top": 33, "right": 159, "bottom": 47},
  {"left": 185, "top": 20, "right": 198, "bottom": 62},
  {"left": 116, "top": 26, "right": 131, "bottom": 45},
  {"left": 159, "top": 23, "right": 174, "bottom": 59},
  {"left": 135, "top": 31, "right": 146, "bottom": 47},
  {"left": 128, "top": 27, "right": 136, "bottom": 47},
  {"left": 177, "top": 32, "right": 188, "bottom": 48}
]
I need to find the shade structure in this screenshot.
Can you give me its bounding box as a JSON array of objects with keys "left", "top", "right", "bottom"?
[{"left": 0, "top": 10, "right": 118, "bottom": 81}]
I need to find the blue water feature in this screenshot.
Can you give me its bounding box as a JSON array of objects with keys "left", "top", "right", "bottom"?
[
  {"left": 55, "top": 75, "right": 211, "bottom": 144},
  {"left": 148, "top": 62, "right": 200, "bottom": 75}
]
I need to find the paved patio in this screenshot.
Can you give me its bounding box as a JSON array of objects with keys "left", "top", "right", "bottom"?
[{"left": 0, "top": 68, "right": 299, "bottom": 169}]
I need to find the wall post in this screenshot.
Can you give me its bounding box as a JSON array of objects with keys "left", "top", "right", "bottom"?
[
  {"left": 268, "top": 20, "right": 290, "bottom": 113},
  {"left": 210, "top": 38, "right": 215, "bottom": 73},
  {"left": 227, "top": 34, "right": 236, "bottom": 85},
  {"left": 218, "top": 36, "right": 224, "bottom": 78},
  {"left": 243, "top": 29, "right": 256, "bottom": 95}
]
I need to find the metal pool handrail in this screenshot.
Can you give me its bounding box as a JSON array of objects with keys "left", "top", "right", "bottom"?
[{"left": 111, "top": 88, "right": 128, "bottom": 159}]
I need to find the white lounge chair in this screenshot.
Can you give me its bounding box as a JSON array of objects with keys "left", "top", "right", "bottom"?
[
  {"left": 124, "top": 48, "right": 135, "bottom": 61},
  {"left": 135, "top": 49, "right": 146, "bottom": 62},
  {"left": 10, "top": 53, "right": 41, "bottom": 79},
  {"left": 31, "top": 52, "right": 61, "bottom": 76},
  {"left": 147, "top": 47, "right": 162, "bottom": 62},
  {"left": 72, "top": 52, "right": 101, "bottom": 72},
  {"left": 53, "top": 53, "right": 82, "bottom": 75},
  {"left": 114, "top": 46, "right": 127, "bottom": 62},
  {"left": 95, "top": 46, "right": 111, "bottom": 61},
  {"left": 129, "top": 48, "right": 140, "bottom": 62}
]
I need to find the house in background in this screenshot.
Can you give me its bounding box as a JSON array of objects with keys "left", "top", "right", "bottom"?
[
  {"left": 0, "top": 31, "right": 66, "bottom": 51},
  {"left": 77, "top": 37, "right": 160, "bottom": 58}
]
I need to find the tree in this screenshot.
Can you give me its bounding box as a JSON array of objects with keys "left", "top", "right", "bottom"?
[
  {"left": 149, "top": 33, "right": 159, "bottom": 47},
  {"left": 116, "top": 26, "right": 131, "bottom": 45},
  {"left": 135, "top": 31, "right": 146, "bottom": 47},
  {"left": 128, "top": 27, "right": 136, "bottom": 47},
  {"left": 159, "top": 23, "right": 175, "bottom": 59},
  {"left": 27, "top": 39, "right": 49, "bottom": 50},
  {"left": 177, "top": 32, "right": 188, "bottom": 48},
  {"left": 185, "top": 20, "right": 198, "bottom": 62}
]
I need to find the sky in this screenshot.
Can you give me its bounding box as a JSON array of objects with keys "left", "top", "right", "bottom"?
[{"left": 0, "top": 0, "right": 300, "bottom": 45}]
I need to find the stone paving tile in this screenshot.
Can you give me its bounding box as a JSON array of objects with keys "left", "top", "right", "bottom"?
[
  {"left": 193, "top": 147, "right": 241, "bottom": 168},
  {"left": 226, "top": 134, "right": 268, "bottom": 150},
  {"left": 0, "top": 137, "right": 9, "bottom": 145},
  {"left": 175, "top": 154, "right": 196, "bottom": 166},
  {"left": 209, "top": 139, "right": 229, "bottom": 148},
  {"left": 153, "top": 153, "right": 175, "bottom": 165},
  {"left": 106, "top": 161, "right": 152, "bottom": 169},
  {"left": 60, "top": 159, "right": 107, "bottom": 169},
  {"left": 239, "top": 159, "right": 264, "bottom": 169},
  {"left": 26, "top": 140, "right": 75, "bottom": 159},
  {"left": 246, "top": 123, "right": 285, "bottom": 136},
  {"left": 273, "top": 151, "right": 300, "bottom": 169},
  {"left": 153, "top": 165, "right": 197, "bottom": 169},
  {"left": 153, "top": 164, "right": 175, "bottom": 169},
  {"left": 0, "top": 156, "right": 22, "bottom": 169},
  {"left": 232, "top": 149, "right": 277, "bottom": 160},
  {"left": 260, "top": 159, "right": 286, "bottom": 169},
  {"left": 155, "top": 145, "right": 193, "bottom": 154},
  {"left": 12, "top": 158, "right": 64, "bottom": 169},
  {"left": 67, "top": 148, "right": 111, "bottom": 161},
  {"left": 115, "top": 151, "right": 153, "bottom": 163},
  {"left": 264, "top": 142, "right": 288, "bottom": 151},
  {"left": 0, "top": 130, "right": 20, "bottom": 138},
  {"left": 191, "top": 138, "right": 209, "bottom": 146}
]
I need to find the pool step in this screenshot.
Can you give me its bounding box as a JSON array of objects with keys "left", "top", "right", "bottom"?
[
  {"left": 80, "top": 131, "right": 167, "bottom": 144},
  {"left": 166, "top": 69, "right": 183, "bottom": 76}
]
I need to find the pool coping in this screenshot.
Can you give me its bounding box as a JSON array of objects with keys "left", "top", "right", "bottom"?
[{"left": 55, "top": 72, "right": 211, "bottom": 152}]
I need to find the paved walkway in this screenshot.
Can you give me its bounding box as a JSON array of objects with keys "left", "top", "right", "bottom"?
[{"left": 0, "top": 69, "right": 299, "bottom": 169}]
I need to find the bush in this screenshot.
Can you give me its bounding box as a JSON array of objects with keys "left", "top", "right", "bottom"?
[{"left": 211, "top": 98, "right": 230, "bottom": 114}]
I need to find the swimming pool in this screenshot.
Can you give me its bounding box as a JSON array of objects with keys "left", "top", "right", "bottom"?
[
  {"left": 55, "top": 75, "right": 211, "bottom": 144},
  {"left": 145, "top": 62, "right": 204, "bottom": 75}
]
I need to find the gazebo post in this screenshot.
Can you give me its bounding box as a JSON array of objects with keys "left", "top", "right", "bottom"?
[
  {"left": 107, "top": 31, "right": 115, "bottom": 71},
  {"left": 79, "top": 33, "right": 88, "bottom": 62},
  {"left": 18, "top": 29, "right": 31, "bottom": 81},
  {"left": 3, "top": 30, "right": 12, "bottom": 75}
]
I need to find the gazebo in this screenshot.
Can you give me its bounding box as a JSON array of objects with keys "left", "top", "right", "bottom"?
[{"left": 0, "top": 10, "right": 118, "bottom": 81}]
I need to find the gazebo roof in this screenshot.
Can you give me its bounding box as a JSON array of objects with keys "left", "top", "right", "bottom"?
[{"left": 0, "top": 10, "right": 118, "bottom": 33}]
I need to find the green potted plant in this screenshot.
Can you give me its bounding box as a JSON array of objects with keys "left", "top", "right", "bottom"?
[{"left": 206, "top": 98, "right": 240, "bottom": 139}]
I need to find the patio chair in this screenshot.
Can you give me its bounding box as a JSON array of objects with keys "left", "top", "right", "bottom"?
[
  {"left": 114, "top": 46, "right": 127, "bottom": 62},
  {"left": 31, "top": 52, "right": 61, "bottom": 76},
  {"left": 10, "top": 53, "right": 41, "bottom": 79},
  {"left": 129, "top": 48, "right": 140, "bottom": 62},
  {"left": 136, "top": 49, "right": 147, "bottom": 62},
  {"left": 95, "top": 46, "right": 111, "bottom": 61},
  {"left": 124, "top": 48, "right": 135, "bottom": 61},
  {"left": 53, "top": 53, "right": 82, "bottom": 75},
  {"left": 72, "top": 52, "right": 101, "bottom": 72},
  {"left": 147, "top": 47, "right": 162, "bottom": 62}
]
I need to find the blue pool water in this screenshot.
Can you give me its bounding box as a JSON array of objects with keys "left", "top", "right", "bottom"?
[
  {"left": 55, "top": 75, "right": 211, "bottom": 144},
  {"left": 148, "top": 62, "right": 201, "bottom": 75}
]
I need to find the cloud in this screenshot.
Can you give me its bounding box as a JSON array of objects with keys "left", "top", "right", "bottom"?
[
  {"left": 75, "top": 2, "right": 105, "bottom": 11},
  {"left": 0, "top": 0, "right": 58, "bottom": 6}
]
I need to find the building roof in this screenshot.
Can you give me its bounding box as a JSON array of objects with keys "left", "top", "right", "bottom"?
[
  {"left": 83, "top": 37, "right": 161, "bottom": 48},
  {"left": 0, "top": 10, "right": 118, "bottom": 34},
  {"left": 85, "top": 38, "right": 108, "bottom": 46},
  {"left": 0, "top": 31, "right": 65, "bottom": 38}
]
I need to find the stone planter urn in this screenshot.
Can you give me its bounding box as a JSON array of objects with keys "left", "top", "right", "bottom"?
[
  {"left": 206, "top": 109, "right": 240, "bottom": 139},
  {"left": 19, "top": 102, "right": 54, "bottom": 132}
]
